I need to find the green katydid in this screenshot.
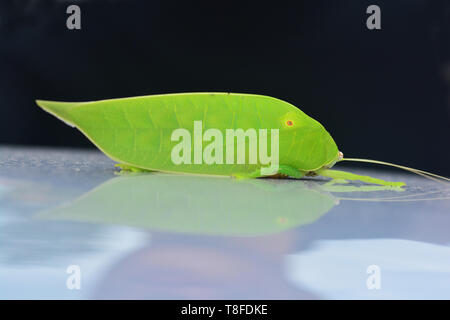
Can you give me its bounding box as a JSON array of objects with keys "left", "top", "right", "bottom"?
[{"left": 36, "top": 93, "right": 449, "bottom": 186}]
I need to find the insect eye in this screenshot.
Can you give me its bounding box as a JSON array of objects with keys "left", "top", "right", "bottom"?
[{"left": 286, "top": 120, "right": 294, "bottom": 127}]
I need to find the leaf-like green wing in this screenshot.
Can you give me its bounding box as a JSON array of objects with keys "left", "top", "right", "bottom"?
[{"left": 36, "top": 93, "right": 340, "bottom": 175}]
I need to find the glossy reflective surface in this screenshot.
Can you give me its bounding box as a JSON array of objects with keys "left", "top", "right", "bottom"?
[{"left": 1, "top": 146, "right": 449, "bottom": 299}]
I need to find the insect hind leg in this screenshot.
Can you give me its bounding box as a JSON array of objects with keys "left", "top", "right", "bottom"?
[
  {"left": 115, "top": 163, "right": 155, "bottom": 173},
  {"left": 232, "top": 165, "right": 305, "bottom": 179}
]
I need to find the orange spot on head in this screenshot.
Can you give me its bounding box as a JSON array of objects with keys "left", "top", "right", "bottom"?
[{"left": 286, "top": 120, "right": 293, "bottom": 127}]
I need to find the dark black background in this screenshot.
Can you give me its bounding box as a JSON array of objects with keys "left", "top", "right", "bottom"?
[{"left": 0, "top": 0, "right": 449, "bottom": 174}]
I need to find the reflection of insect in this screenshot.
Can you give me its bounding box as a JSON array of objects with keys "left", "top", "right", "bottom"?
[
  {"left": 39, "top": 174, "right": 338, "bottom": 236},
  {"left": 36, "top": 93, "right": 448, "bottom": 186}
]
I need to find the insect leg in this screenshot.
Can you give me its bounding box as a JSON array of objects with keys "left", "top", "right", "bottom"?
[
  {"left": 274, "top": 165, "right": 305, "bottom": 179},
  {"left": 115, "top": 163, "right": 155, "bottom": 173},
  {"left": 232, "top": 165, "right": 305, "bottom": 179},
  {"left": 318, "top": 169, "right": 405, "bottom": 187}
]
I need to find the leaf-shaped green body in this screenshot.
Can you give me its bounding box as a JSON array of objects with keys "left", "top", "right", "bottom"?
[
  {"left": 36, "top": 93, "right": 339, "bottom": 176},
  {"left": 39, "top": 174, "right": 337, "bottom": 236}
]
